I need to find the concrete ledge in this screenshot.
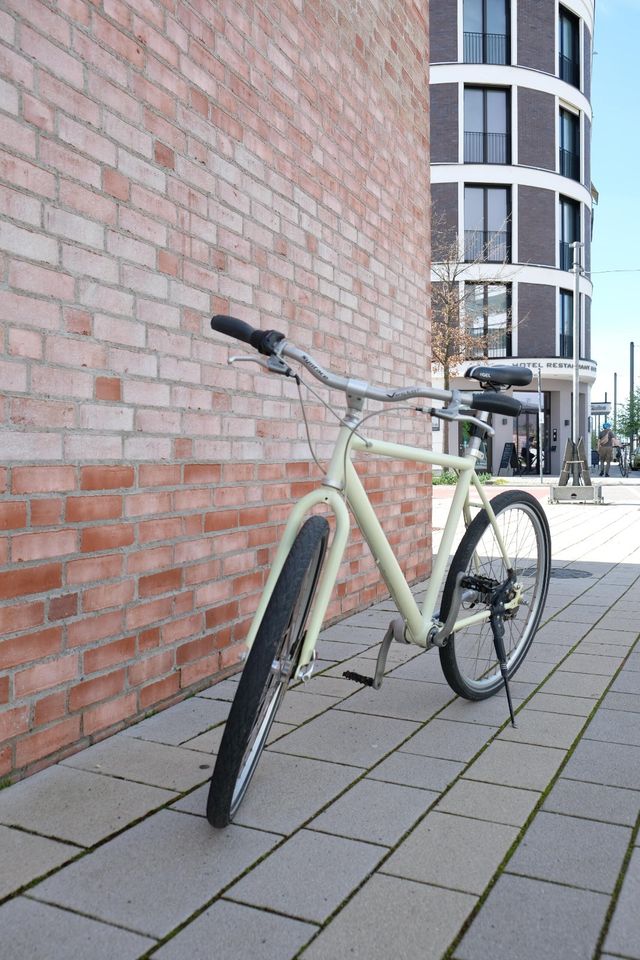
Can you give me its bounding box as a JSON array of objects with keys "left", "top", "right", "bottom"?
[{"left": 549, "top": 484, "right": 604, "bottom": 504}]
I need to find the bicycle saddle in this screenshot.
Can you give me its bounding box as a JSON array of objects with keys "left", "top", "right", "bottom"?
[{"left": 465, "top": 365, "right": 533, "bottom": 389}]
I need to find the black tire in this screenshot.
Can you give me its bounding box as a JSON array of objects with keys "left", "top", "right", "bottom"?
[
  {"left": 207, "top": 516, "right": 329, "bottom": 827},
  {"left": 620, "top": 455, "right": 628, "bottom": 478},
  {"left": 438, "top": 490, "right": 551, "bottom": 700}
]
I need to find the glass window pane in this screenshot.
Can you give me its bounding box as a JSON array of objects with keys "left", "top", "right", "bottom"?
[
  {"left": 487, "top": 188, "right": 508, "bottom": 230},
  {"left": 464, "top": 0, "right": 483, "bottom": 34},
  {"left": 487, "top": 0, "right": 507, "bottom": 35},
  {"left": 464, "top": 89, "right": 484, "bottom": 132},
  {"left": 486, "top": 90, "right": 507, "bottom": 134},
  {"left": 465, "top": 187, "right": 484, "bottom": 230}
]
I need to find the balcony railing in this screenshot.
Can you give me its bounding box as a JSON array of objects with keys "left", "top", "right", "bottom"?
[
  {"left": 464, "top": 229, "right": 510, "bottom": 263},
  {"left": 560, "top": 148, "right": 580, "bottom": 181},
  {"left": 468, "top": 327, "right": 512, "bottom": 359},
  {"left": 464, "top": 31, "right": 509, "bottom": 65},
  {"left": 560, "top": 333, "right": 573, "bottom": 358},
  {"left": 559, "top": 54, "right": 580, "bottom": 88},
  {"left": 464, "top": 131, "right": 510, "bottom": 164}
]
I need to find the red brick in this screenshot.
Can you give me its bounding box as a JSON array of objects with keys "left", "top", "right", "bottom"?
[
  {"left": 80, "top": 466, "right": 134, "bottom": 490},
  {"left": 0, "top": 676, "right": 8, "bottom": 705},
  {"left": 11, "top": 529, "right": 77, "bottom": 563},
  {"left": 34, "top": 690, "right": 67, "bottom": 725},
  {"left": 138, "top": 464, "right": 181, "bottom": 487},
  {"left": 0, "top": 563, "right": 62, "bottom": 600},
  {"left": 204, "top": 510, "right": 238, "bottom": 533},
  {"left": 16, "top": 717, "right": 81, "bottom": 768},
  {"left": 12, "top": 466, "right": 75, "bottom": 494},
  {"left": 81, "top": 523, "right": 134, "bottom": 552},
  {"left": 139, "top": 674, "right": 180, "bottom": 710},
  {"left": 0, "top": 501, "right": 26, "bottom": 530},
  {"left": 0, "top": 625, "right": 62, "bottom": 670},
  {"left": 138, "top": 568, "right": 182, "bottom": 597},
  {"left": 127, "top": 650, "right": 173, "bottom": 686},
  {"left": 15, "top": 654, "right": 78, "bottom": 697},
  {"left": 30, "top": 498, "right": 64, "bottom": 526},
  {"left": 176, "top": 633, "right": 215, "bottom": 666},
  {"left": 67, "top": 610, "right": 123, "bottom": 648},
  {"left": 138, "top": 517, "right": 181, "bottom": 543},
  {"left": 126, "top": 597, "right": 172, "bottom": 630},
  {"left": 67, "top": 553, "right": 122, "bottom": 585},
  {"left": 66, "top": 495, "right": 123, "bottom": 523},
  {"left": 95, "top": 376, "right": 122, "bottom": 401},
  {"left": 8, "top": 328, "right": 43, "bottom": 360},
  {"left": 82, "top": 692, "right": 136, "bottom": 736},
  {"left": 82, "top": 579, "right": 134, "bottom": 612},
  {"left": 49, "top": 593, "right": 78, "bottom": 620},
  {"left": 69, "top": 669, "right": 125, "bottom": 711},
  {"left": 180, "top": 654, "right": 220, "bottom": 688},
  {"left": 0, "top": 600, "right": 44, "bottom": 636},
  {"left": 138, "top": 627, "right": 160, "bottom": 652},
  {"left": 161, "top": 612, "right": 203, "bottom": 645},
  {"left": 0, "top": 706, "right": 30, "bottom": 742},
  {"left": 84, "top": 635, "right": 135, "bottom": 674},
  {"left": 154, "top": 141, "right": 175, "bottom": 169}
]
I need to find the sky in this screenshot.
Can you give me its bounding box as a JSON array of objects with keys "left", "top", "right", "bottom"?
[{"left": 590, "top": 0, "right": 640, "bottom": 410}]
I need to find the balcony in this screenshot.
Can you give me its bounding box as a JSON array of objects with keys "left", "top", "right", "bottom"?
[
  {"left": 463, "top": 31, "right": 509, "bottom": 65},
  {"left": 560, "top": 148, "right": 580, "bottom": 181},
  {"left": 559, "top": 54, "right": 580, "bottom": 88},
  {"left": 464, "top": 229, "right": 510, "bottom": 263},
  {"left": 464, "top": 131, "right": 510, "bottom": 165}
]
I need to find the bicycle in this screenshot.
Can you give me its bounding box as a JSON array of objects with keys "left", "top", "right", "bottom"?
[
  {"left": 617, "top": 444, "right": 629, "bottom": 478},
  {"left": 206, "top": 315, "right": 552, "bottom": 827}
]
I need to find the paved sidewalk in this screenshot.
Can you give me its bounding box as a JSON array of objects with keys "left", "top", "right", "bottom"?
[{"left": 1, "top": 481, "right": 640, "bottom": 959}]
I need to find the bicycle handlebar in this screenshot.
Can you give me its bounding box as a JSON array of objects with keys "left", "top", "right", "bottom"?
[{"left": 211, "top": 314, "right": 524, "bottom": 418}]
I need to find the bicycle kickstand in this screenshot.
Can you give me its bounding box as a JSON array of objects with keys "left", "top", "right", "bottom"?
[
  {"left": 343, "top": 618, "right": 406, "bottom": 690},
  {"left": 489, "top": 606, "right": 517, "bottom": 728}
]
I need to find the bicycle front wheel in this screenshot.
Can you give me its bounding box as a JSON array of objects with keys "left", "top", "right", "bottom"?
[
  {"left": 438, "top": 490, "right": 551, "bottom": 700},
  {"left": 207, "top": 515, "right": 329, "bottom": 827},
  {"left": 620, "top": 454, "right": 628, "bottom": 478}
]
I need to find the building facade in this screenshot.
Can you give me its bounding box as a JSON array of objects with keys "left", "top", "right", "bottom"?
[
  {"left": 430, "top": 0, "right": 596, "bottom": 474},
  {"left": 0, "top": 1, "right": 430, "bottom": 779}
]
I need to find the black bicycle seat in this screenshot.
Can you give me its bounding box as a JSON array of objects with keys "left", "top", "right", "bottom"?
[{"left": 464, "top": 365, "right": 533, "bottom": 389}]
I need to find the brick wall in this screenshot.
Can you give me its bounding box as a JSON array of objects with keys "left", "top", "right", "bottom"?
[
  {"left": 0, "top": 1, "right": 431, "bottom": 778},
  {"left": 518, "top": 185, "right": 555, "bottom": 268}
]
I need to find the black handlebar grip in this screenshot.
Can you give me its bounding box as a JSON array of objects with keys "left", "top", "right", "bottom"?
[
  {"left": 211, "top": 314, "right": 256, "bottom": 345},
  {"left": 211, "top": 314, "right": 286, "bottom": 357},
  {"left": 471, "top": 393, "right": 523, "bottom": 417}
]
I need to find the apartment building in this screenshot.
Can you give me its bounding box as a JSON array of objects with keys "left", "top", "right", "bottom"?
[{"left": 430, "top": 0, "right": 596, "bottom": 474}]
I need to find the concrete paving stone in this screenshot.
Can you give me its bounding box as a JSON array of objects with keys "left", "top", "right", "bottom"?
[
  {"left": 314, "top": 638, "right": 370, "bottom": 661},
  {"left": 62, "top": 733, "right": 212, "bottom": 792},
  {"left": 438, "top": 695, "right": 524, "bottom": 727},
  {"left": 318, "top": 623, "right": 385, "bottom": 644},
  {"left": 385, "top": 649, "right": 450, "bottom": 682},
  {"left": 345, "top": 609, "right": 397, "bottom": 629},
  {"left": 308, "top": 777, "right": 435, "bottom": 847},
  {"left": 563, "top": 738, "right": 640, "bottom": 790},
  {"left": 507, "top": 658, "right": 555, "bottom": 684},
  {"left": 610, "top": 670, "right": 640, "bottom": 694},
  {"left": 227, "top": 828, "right": 385, "bottom": 924},
  {"left": 0, "top": 765, "right": 175, "bottom": 847},
  {"left": 291, "top": 673, "right": 359, "bottom": 699},
  {"left": 577, "top": 641, "right": 637, "bottom": 657},
  {"left": 541, "top": 669, "right": 611, "bottom": 699},
  {"left": 268, "top": 709, "right": 420, "bottom": 767},
  {"left": 585, "top": 707, "right": 640, "bottom": 747},
  {"left": 533, "top": 621, "right": 589, "bottom": 645},
  {"left": 274, "top": 690, "right": 339, "bottom": 725},
  {"left": 31, "top": 810, "right": 279, "bottom": 938},
  {"left": 368, "top": 751, "right": 464, "bottom": 792},
  {"left": 525, "top": 691, "right": 596, "bottom": 716},
  {"left": 454, "top": 874, "right": 608, "bottom": 960},
  {"left": 559, "top": 652, "right": 625, "bottom": 676},
  {"left": 401, "top": 719, "right": 495, "bottom": 762},
  {"left": 602, "top": 690, "right": 640, "bottom": 713},
  {"left": 604, "top": 846, "right": 640, "bottom": 959},
  {"left": 580, "top": 627, "right": 639, "bottom": 647},
  {"left": 499, "top": 708, "right": 585, "bottom": 749},
  {"left": 197, "top": 677, "right": 240, "bottom": 700},
  {"left": 437, "top": 779, "right": 540, "bottom": 827},
  {"left": 359, "top": 642, "right": 425, "bottom": 666},
  {"left": 521, "top": 641, "right": 570, "bottom": 663},
  {"left": 551, "top": 605, "right": 602, "bottom": 625},
  {"left": 183, "top": 719, "right": 294, "bottom": 755},
  {"left": 0, "top": 897, "right": 155, "bottom": 960},
  {"left": 121, "top": 696, "right": 230, "bottom": 745},
  {"left": 301, "top": 873, "right": 475, "bottom": 960},
  {"left": 465, "top": 740, "right": 564, "bottom": 791},
  {"left": 0, "top": 825, "right": 78, "bottom": 898},
  {"left": 152, "top": 899, "right": 316, "bottom": 960},
  {"left": 543, "top": 777, "right": 640, "bottom": 827},
  {"left": 324, "top": 654, "right": 398, "bottom": 681},
  {"left": 507, "top": 810, "right": 630, "bottom": 893},
  {"left": 624, "top": 651, "right": 640, "bottom": 670},
  {"left": 383, "top": 810, "right": 517, "bottom": 895},
  {"left": 335, "top": 677, "right": 453, "bottom": 723}
]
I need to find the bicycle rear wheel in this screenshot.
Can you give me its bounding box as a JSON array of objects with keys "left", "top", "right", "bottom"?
[
  {"left": 620, "top": 453, "right": 629, "bottom": 478},
  {"left": 207, "top": 515, "right": 329, "bottom": 827},
  {"left": 438, "top": 490, "right": 551, "bottom": 700}
]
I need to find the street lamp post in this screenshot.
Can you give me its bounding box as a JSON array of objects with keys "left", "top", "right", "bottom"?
[{"left": 571, "top": 241, "right": 584, "bottom": 479}]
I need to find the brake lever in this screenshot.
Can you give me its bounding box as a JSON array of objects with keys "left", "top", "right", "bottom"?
[{"left": 228, "top": 353, "right": 294, "bottom": 376}]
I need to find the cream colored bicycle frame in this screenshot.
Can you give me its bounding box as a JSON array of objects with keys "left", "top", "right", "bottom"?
[{"left": 244, "top": 421, "right": 513, "bottom": 678}]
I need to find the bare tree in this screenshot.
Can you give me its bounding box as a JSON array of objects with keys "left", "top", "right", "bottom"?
[{"left": 431, "top": 218, "right": 514, "bottom": 454}]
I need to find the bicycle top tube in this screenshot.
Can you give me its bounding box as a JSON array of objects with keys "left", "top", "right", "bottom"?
[{"left": 211, "top": 314, "right": 527, "bottom": 424}]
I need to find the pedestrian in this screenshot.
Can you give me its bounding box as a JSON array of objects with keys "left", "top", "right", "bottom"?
[{"left": 597, "top": 421, "right": 618, "bottom": 477}]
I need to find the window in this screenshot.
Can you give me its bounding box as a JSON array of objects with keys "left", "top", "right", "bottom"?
[
  {"left": 560, "top": 197, "right": 580, "bottom": 270},
  {"left": 464, "top": 185, "right": 511, "bottom": 262},
  {"left": 559, "top": 6, "right": 580, "bottom": 87},
  {"left": 560, "top": 289, "right": 573, "bottom": 357},
  {"left": 463, "top": 0, "right": 509, "bottom": 64},
  {"left": 464, "top": 87, "right": 510, "bottom": 164},
  {"left": 465, "top": 283, "right": 512, "bottom": 357},
  {"left": 559, "top": 108, "right": 580, "bottom": 180}
]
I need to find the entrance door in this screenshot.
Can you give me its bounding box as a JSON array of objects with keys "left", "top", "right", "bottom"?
[{"left": 513, "top": 391, "right": 550, "bottom": 475}]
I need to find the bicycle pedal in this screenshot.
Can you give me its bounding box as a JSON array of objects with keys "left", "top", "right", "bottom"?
[{"left": 342, "top": 670, "right": 375, "bottom": 687}]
